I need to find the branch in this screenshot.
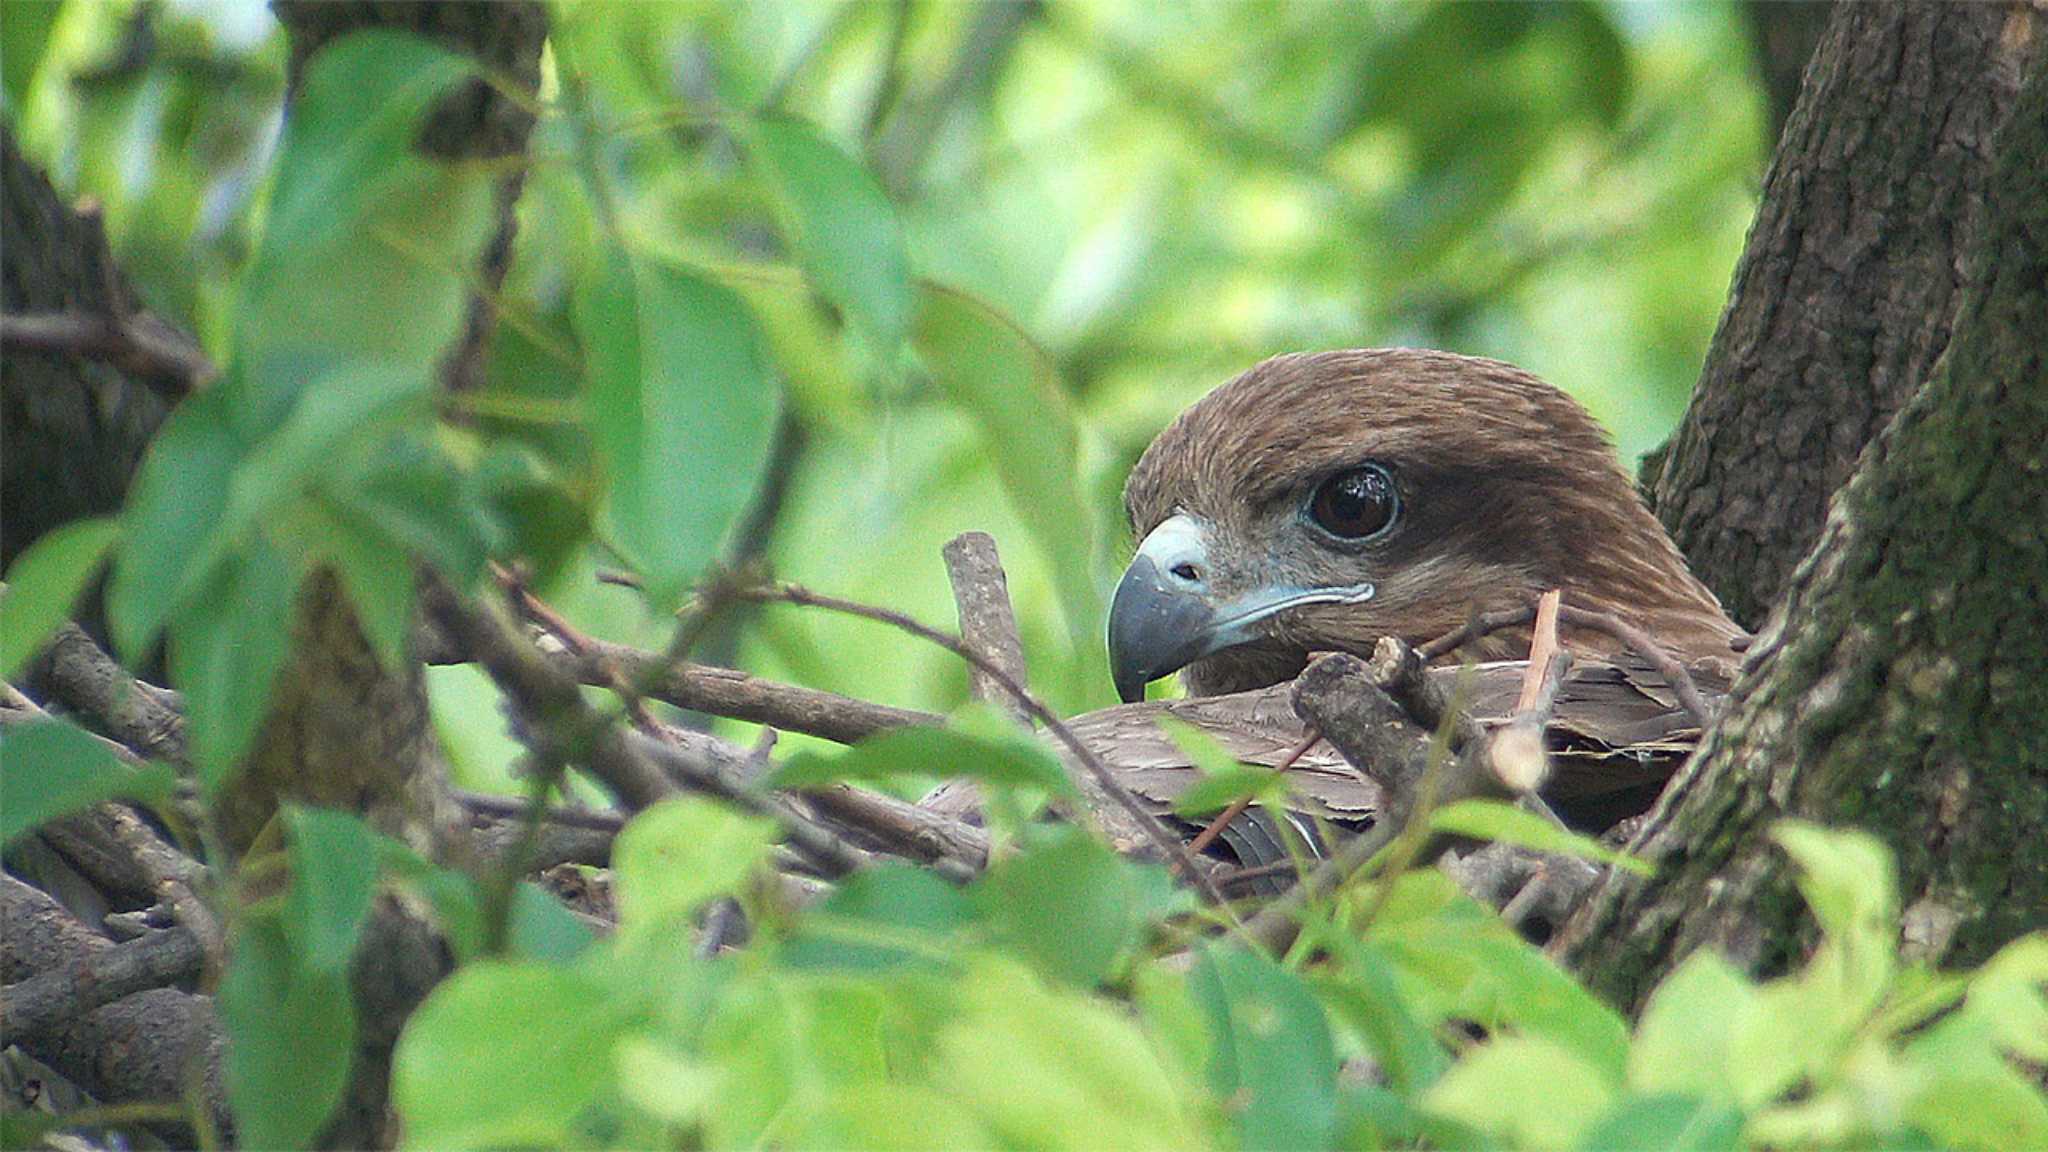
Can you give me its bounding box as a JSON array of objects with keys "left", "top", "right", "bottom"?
[
  {"left": 732, "top": 581, "right": 1232, "bottom": 908},
  {"left": 0, "top": 924, "right": 204, "bottom": 1039},
  {"left": 941, "top": 531, "right": 1032, "bottom": 727},
  {"left": 0, "top": 201, "right": 215, "bottom": 398}
]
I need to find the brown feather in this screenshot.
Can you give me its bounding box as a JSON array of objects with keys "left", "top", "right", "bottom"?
[{"left": 1123, "top": 349, "right": 1745, "bottom": 695}]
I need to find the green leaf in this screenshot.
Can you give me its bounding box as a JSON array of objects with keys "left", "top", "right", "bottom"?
[
  {"left": 218, "top": 914, "right": 357, "bottom": 1151},
  {"left": 0, "top": 516, "right": 120, "bottom": 678},
  {"left": 1190, "top": 945, "right": 1338, "bottom": 1151},
  {"left": 1430, "top": 798, "right": 1653, "bottom": 875},
  {"left": 749, "top": 116, "right": 912, "bottom": 349},
  {"left": 936, "top": 958, "right": 1204, "bottom": 1149},
  {"left": 1630, "top": 950, "right": 1756, "bottom": 1103},
  {"left": 234, "top": 30, "right": 494, "bottom": 436},
  {"left": 767, "top": 721, "right": 1076, "bottom": 798},
  {"left": 1155, "top": 715, "right": 1290, "bottom": 816},
  {"left": 1577, "top": 1094, "right": 1743, "bottom": 1152},
  {"left": 108, "top": 388, "right": 246, "bottom": 661},
  {"left": 508, "top": 881, "right": 598, "bottom": 964},
  {"left": 1317, "top": 938, "right": 1452, "bottom": 1093},
  {"left": 167, "top": 535, "right": 301, "bottom": 791},
  {"left": 283, "top": 807, "right": 380, "bottom": 976},
  {"left": 973, "top": 827, "right": 1159, "bottom": 987},
  {"left": 787, "top": 1084, "right": 993, "bottom": 1150},
  {"left": 0, "top": 1, "right": 61, "bottom": 110},
  {"left": 469, "top": 444, "right": 592, "bottom": 588},
  {"left": 612, "top": 796, "right": 778, "bottom": 938},
  {"left": 297, "top": 499, "right": 418, "bottom": 673},
  {"left": 573, "top": 247, "right": 779, "bottom": 609},
  {"left": 912, "top": 284, "right": 1102, "bottom": 655},
  {"left": 393, "top": 961, "right": 628, "bottom": 1150},
  {"left": 1424, "top": 1034, "right": 1616, "bottom": 1149},
  {"left": 325, "top": 429, "right": 496, "bottom": 588},
  {"left": 0, "top": 719, "right": 175, "bottom": 847},
  {"left": 1772, "top": 821, "right": 1898, "bottom": 952},
  {"left": 783, "top": 863, "right": 974, "bottom": 973}
]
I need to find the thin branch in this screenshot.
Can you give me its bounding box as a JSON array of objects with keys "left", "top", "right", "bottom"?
[
  {"left": 732, "top": 580, "right": 1232, "bottom": 908},
  {"left": 40, "top": 623, "right": 187, "bottom": 763},
  {"left": 1555, "top": 605, "right": 1713, "bottom": 727},
  {"left": 0, "top": 926, "right": 204, "bottom": 1039},
  {"left": 1184, "top": 730, "right": 1322, "bottom": 857},
  {"left": 942, "top": 531, "right": 1033, "bottom": 728}
]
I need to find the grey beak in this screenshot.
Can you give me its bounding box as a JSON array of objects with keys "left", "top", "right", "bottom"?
[
  {"left": 1106, "top": 513, "right": 1378, "bottom": 703},
  {"left": 1108, "top": 551, "right": 1220, "bottom": 703}
]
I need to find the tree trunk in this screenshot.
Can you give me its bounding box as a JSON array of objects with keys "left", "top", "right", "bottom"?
[
  {"left": 220, "top": 1, "right": 546, "bottom": 858},
  {"left": 1645, "top": 2, "right": 2041, "bottom": 627},
  {"left": 1559, "top": 50, "right": 2048, "bottom": 1014},
  {"left": 0, "top": 125, "right": 172, "bottom": 571}
]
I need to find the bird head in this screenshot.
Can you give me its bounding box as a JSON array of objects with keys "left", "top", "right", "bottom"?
[{"left": 1107, "top": 349, "right": 1740, "bottom": 702}]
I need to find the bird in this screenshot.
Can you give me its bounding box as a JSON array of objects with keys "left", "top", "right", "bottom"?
[
  {"left": 1107, "top": 348, "right": 1744, "bottom": 704},
  {"left": 1061, "top": 349, "right": 1746, "bottom": 876}
]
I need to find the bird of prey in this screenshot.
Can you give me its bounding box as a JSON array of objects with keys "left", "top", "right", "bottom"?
[
  {"left": 1055, "top": 349, "right": 1745, "bottom": 873},
  {"left": 1107, "top": 348, "right": 1743, "bottom": 703}
]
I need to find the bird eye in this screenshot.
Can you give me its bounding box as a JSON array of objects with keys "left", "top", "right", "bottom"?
[{"left": 1308, "top": 465, "right": 1398, "bottom": 540}]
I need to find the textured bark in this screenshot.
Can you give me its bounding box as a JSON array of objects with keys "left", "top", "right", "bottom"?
[
  {"left": 0, "top": 125, "right": 171, "bottom": 570},
  {"left": 220, "top": 1, "right": 545, "bottom": 859},
  {"left": 1560, "top": 56, "right": 2048, "bottom": 1014},
  {"left": 1647, "top": 2, "right": 2042, "bottom": 627},
  {"left": 1, "top": 874, "right": 227, "bottom": 1141}
]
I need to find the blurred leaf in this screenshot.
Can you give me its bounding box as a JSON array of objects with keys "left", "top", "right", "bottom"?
[
  {"left": 937, "top": 958, "right": 1203, "bottom": 1149},
  {"left": 749, "top": 116, "right": 912, "bottom": 349},
  {"left": 167, "top": 535, "right": 300, "bottom": 791},
  {"left": 0, "top": 516, "right": 119, "bottom": 678},
  {"left": 1423, "top": 1034, "right": 1615, "bottom": 1149},
  {"left": 1773, "top": 821, "right": 1898, "bottom": 955},
  {"left": 573, "top": 246, "right": 779, "bottom": 609},
  {"left": 1156, "top": 715, "right": 1290, "bottom": 817},
  {"left": 325, "top": 429, "right": 496, "bottom": 589},
  {"left": 784, "top": 863, "right": 973, "bottom": 973},
  {"left": 297, "top": 500, "right": 418, "bottom": 673},
  {"left": 767, "top": 721, "right": 1075, "bottom": 798},
  {"left": 0, "top": 1, "right": 62, "bottom": 110},
  {"left": 973, "top": 827, "right": 1157, "bottom": 987},
  {"left": 508, "top": 882, "right": 599, "bottom": 964},
  {"left": 283, "top": 806, "right": 380, "bottom": 976},
  {"left": 0, "top": 719, "right": 175, "bottom": 847},
  {"left": 1190, "top": 945, "right": 1338, "bottom": 1151},
  {"left": 234, "top": 30, "right": 493, "bottom": 436},
  {"left": 469, "top": 444, "right": 592, "bottom": 587},
  {"left": 1430, "top": 798, "right": 1652, "bottom": 876},
  {"left": 1317, "top": 937, "right": 1451, "bottom": 1093},
  {"left": 912, "top": 283, "right": 1102, "bottom": 657},
  {"left": 612, "top": 796, "right": 777, "bottom": 938},
  {"left": 219, "top": 914, "right": 356, "bottom": 1151},
  {"left": 108, "top": 388, "right": 245, "bottom": 661},
  {"left": 1577, "top": 1093, "right": 1742, "bottom": 1152},
  {"left": 394, "top": 960, "right": 628, "bottom": 1150},
  {"left": 787, "top": 1084, "right": 993, "bottom": 1150},
  {"left": 1629, "top": 950, "right": 1755, "bottom": 1103}
]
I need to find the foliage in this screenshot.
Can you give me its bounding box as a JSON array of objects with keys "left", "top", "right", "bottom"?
[{"left": 11, "top": 8, "right": 2012, "bottom": 1152}]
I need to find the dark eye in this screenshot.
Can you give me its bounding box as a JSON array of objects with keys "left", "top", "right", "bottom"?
[{"left": 1308, "top": 465, "right": 1398, "bottom": 540}]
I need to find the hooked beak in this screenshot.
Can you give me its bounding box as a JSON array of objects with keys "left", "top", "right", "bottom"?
[{"left": 1106, "top": 514, "right": 1375, "bottom": 702}]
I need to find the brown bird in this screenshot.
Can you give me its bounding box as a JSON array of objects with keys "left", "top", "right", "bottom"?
[
  {"left": 1107, "top": 348, "right": 1743, "bottom": 704},
  {"left": 1060, "top": 349, "right": 1745, "bottom": 872}
]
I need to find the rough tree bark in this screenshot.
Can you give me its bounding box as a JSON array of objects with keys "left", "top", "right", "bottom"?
[
  {"left": 1560, "top": 51, "right": 2048, "bottom": 1014},
  {"left": 1645, "top": 2, "right": 2041, "bottom": 627}
]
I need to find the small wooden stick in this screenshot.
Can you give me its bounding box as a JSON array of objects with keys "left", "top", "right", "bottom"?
[{"left": 1184, "top": 730, "right": 1323, "bottom": 857}]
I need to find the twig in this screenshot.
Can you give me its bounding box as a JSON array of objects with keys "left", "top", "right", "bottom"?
[
  {"left": 942, "top": 532, "right": 1033, "bottom": 728},
  {"left": 732, "top": 581, "right": 1231, "bottom": 908},
  {"left": 0, "top": 926, "right": 204, "bottom": 1039},
  {"left": 40, "top": 623, "right": 187, "bottom": 764},
  {"left": 0, "top": 204, "right": 215, "bottom": 397},
  {"left": 1184, "top": 731, "right": 1322, "bottom": 857},
  {"left": 1416, "top": 605, "right": 1538, "bottom": 663},
  {"left": 1556, "top": 605, "right": 1713, "bottom": 727}
]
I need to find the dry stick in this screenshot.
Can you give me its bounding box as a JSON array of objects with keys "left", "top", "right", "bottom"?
[
  {"left": 942, "top": 532, "right": 1033, "bottom": 728},
  {"left": 732, "top": 581, "right": 1232, "bottom": 909},
  {"left": 422, "top": 615, "right": 940, "bottom": 745},
  {"left": 423, "top": 577, "right": 875, "bottom": 881},
  {"left": 0, "top": 926, "right": 205, "bottom": 1038},
  {"left": 1411, "top": 600, "right": 1712, "bottom": 728},
  {"left": 41, "top": 623, "right": 187, "bottom": 764},
  {"left": 1184, "top": 730, "right": 1324, "bottom": 858},
  {"left": 1555, "top": 605, "right": 1713, "bottom": 727}
]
